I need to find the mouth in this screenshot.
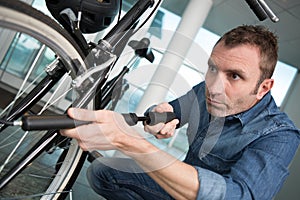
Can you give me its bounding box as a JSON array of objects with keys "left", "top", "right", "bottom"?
[{"left": 206, "top": 97, "right": 224, "bottom": 105}]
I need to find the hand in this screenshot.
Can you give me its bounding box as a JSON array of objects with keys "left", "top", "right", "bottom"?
[
  {"left": 60, "top": 108, "right": 141, "bottom": 151},
  {"left": 144, "top": 102, "right": 179, "bottom": 139}
]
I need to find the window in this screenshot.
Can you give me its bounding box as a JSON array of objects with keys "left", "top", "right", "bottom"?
[{"left": 271, "top": 61, "right": 298, "bottom": 107}]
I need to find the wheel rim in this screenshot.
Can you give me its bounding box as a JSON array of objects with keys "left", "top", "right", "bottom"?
[{"left": 0, "top": 3, "right": 88, "bottom": 199}]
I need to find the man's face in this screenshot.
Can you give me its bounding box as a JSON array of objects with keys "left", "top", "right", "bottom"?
[{"left": 205, "top": 42, "right": 263, "bottom": 117}]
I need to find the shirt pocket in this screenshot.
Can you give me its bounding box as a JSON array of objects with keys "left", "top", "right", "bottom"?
[{"left": 200, "top": 151, "right": 242, "bottom": 174}]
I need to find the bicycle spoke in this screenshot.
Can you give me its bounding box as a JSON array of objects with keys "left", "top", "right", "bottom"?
[
  {"left": 4, "top": 45, "right": 47, "bottom": 120},
  {"left": 38, "top": 72, "right": 72, "bottom": 114},
  {"left": 0, "top": 72, "right": 45, "bottom": 118},
  {"left": 0, "top": 1, "right": 92, "bottom": 198}
]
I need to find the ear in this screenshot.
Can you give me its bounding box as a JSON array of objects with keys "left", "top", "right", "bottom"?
[{"left": 256, "top": 79, "right": 274, "bottom": 100}]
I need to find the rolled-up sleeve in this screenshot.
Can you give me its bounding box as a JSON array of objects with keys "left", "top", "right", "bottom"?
[{"left": 195, "top": 166, "right": 226, "bottom": 200}]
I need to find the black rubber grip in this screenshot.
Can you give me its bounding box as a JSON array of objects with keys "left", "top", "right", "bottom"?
[
  {"left": 21, "top": 115, "right": 92, "bottom": 131},
  {"left": 122, "top": 113, "right": 139, "bottom": 126},
  {"left": 145, "top": 112, "right": 176, "bottom": 126},
  {"left": 122, "top": 112, "right": 176, "bottom": 126},
  {"left": 245, "top": 0, "right": 268, "bottom": 21}
]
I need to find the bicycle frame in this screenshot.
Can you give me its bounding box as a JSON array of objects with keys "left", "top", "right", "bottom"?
[{"left": 0, "top": 0, "right": 156, "bottom": 192}]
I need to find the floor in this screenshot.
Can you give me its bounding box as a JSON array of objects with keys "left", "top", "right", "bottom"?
[{"left": 65, "top": 159, "right": 105, "bottom": 200}]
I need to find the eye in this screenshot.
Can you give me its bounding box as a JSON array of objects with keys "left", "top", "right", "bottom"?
[
  {"left": 208, "top": 65, "right": 218, "bottom": 73},
  {"left": 231, "top": 73, "right": 240, "bottom": 80}
]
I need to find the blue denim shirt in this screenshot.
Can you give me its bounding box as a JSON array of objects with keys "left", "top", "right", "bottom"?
[{"left": 169, "top": 82, "right": 300, "bottom": 200}]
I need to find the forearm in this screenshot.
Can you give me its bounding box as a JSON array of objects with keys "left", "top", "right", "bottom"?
[
  {"left": 146, "top": 159, "right": 199, "bottom": 200},
  {"left": 118, "top": 137, "right": 199, "bottom": 200},
  {"left": 62, "top": 108, "right": 200, "bottom": 199}
]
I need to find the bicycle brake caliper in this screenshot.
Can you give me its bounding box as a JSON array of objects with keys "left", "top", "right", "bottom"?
[{"left": 72, "top": 40, "right": 117, "bottom": 90}]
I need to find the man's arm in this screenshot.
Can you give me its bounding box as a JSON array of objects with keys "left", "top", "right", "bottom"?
[
  {"left": 61, "top": 108, "right": 200, "bottom": 199},
  {"left": 123, "top": 138, "right": 200, "bottom": 199},
  {"left": 223, "top": 130, "right": 300, "bottom": 199}
]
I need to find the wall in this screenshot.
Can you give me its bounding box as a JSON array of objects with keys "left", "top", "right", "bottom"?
[{"left": 275, "top": 72, "right": 300, "bottom": 200}]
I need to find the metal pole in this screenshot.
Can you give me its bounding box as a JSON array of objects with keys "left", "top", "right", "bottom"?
[{"left": 136, "top": 0, "right": 213, "bottom": 114}]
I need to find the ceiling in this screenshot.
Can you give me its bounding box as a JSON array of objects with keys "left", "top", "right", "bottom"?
[{"left": 161, "top": 0, "right": 300, "bottom": 70}]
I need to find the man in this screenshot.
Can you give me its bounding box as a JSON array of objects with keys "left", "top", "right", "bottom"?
[{"left": 61, "top": 25, "right": 300, "bottom": 199}]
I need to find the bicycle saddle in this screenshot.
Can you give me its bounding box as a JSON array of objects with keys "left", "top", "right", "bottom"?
[{"left": 46, "top": 0, "right": 120, "bottom": 33}]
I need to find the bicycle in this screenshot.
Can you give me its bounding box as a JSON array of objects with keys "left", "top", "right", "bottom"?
[
  {"left": 0, "top": 0, "right": 279, "bottom": 199},
  {"left": 0, "top": 0, "right": 160, "bottom": 199}
]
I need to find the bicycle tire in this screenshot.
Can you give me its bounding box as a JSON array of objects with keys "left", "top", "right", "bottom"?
[{"left": 0, "top": 0, "right": 90, "bottom": 199}]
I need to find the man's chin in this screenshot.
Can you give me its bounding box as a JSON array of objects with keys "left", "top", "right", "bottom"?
[{"left": 206, "top": 104, "right": 227, "bottom": 117}]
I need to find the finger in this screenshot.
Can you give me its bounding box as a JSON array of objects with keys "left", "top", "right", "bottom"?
[
  {"left": 60, "top": 128, "right": 80, "bottom": 139},
  {"left": 67, "top": 108, "right": 97, "bottom": 121},
  {"left": 155, "top": 132, "right": 173, "bottom": 139},
  {"left": 153, "top": 102, "right": 173, "bottom": 113},
  {"left": 61, "top": 123, "right": 116, "bottom": 151},
  {"left": 68, "top": 108, "right": 119, "bottom": 124},
  {"left": 158, "top": 119, "right": 179, "bottom": 135},
  {"left": 155, "top": 133, "right": 166, "bottom": 139},
  {"left": 144, "top": 122, "right": 164, "bottom": 135}
]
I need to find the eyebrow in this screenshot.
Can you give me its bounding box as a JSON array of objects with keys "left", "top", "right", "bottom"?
[
  {"left": 225, "top": 69, "right": 247, "bottom": 77},
  {"left": 207, "top": 58, "right": 215, "bottom": 67},
  {"left": 207, "top": 58, "right": 247, "bottom": 77}
]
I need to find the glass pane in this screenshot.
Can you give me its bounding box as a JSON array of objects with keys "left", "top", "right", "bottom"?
[
  {"left": 115, "top": 84, "right": 145, "bottom": 113},
  {"left": 0, "top": 33, "right": 57, "bottom": 82},
  {"left": 0, "top": 33, "right": 42, "bottom": 78},
  {"left": 271, "top": 62, "right": 298, "bottom": 107}
]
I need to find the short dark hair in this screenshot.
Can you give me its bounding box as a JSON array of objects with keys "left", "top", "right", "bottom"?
[{"left": 215, "top": 25, "right": 278, "bottom": 87}]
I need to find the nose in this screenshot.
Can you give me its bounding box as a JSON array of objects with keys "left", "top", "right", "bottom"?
[{"left": 205, "top": 73, "right": 225, "bottom": 96}]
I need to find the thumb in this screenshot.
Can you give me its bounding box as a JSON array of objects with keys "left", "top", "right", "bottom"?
[{"left": 67, "top": 108, "right": 97, "bottom": 122}]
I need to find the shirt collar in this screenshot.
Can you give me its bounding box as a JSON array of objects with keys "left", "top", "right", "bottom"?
[{"left": 226, "top": 92, "right": 273, "bottom": 127}]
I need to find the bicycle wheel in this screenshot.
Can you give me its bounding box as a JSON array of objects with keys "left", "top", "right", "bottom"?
[{"left": 0, "top": 0, "right": 90, "bottom": 199}]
